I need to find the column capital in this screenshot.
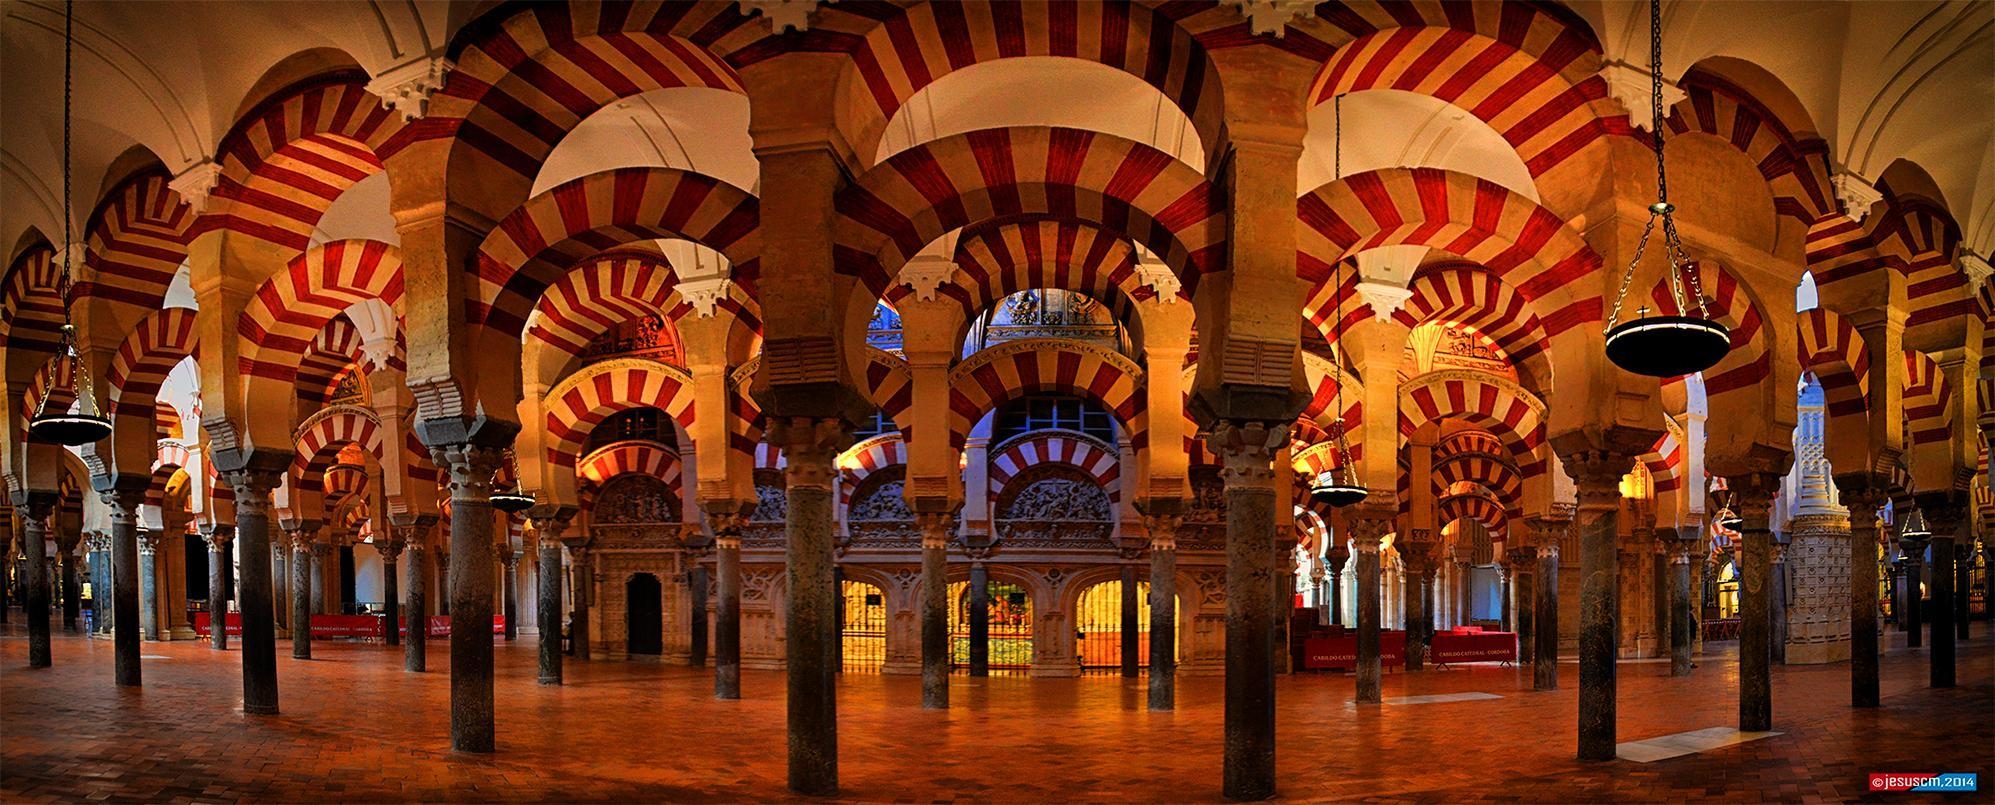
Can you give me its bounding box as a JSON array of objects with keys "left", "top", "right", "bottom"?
[
  {"left": 1558, "top": 448, "right": 1637, "bottom": 508},
  {"left": 1142, "top": 513, "right": 1183, "bottom": 552},
  {"left": 915, "top": 510, "right": 956, "bottom": 551},
  {"left": 1205, "top": 420, "right": 1289, "bottom": 490},
  {"left": 136, "top": 528, "right": 161, "bottom": 554},
  {"left": 431, "top": 443, "right": 507, "bottom": 500},
  {"left": 373, "top": 537, "right": 404, "bottom": 561},
  {"left": 202, "top": 526, "right": 236, "bottom": 551},
  {"left": 768, "top": 416, "right": 854, "bottom": 490}
]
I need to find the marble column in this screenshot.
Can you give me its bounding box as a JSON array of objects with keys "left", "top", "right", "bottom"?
[
  {"left": 16, "top": 493, "right": 56, "bottom": 668},
  {"left": 969, "top": 552, "right": 992, "bottom": 679},
  {"left": 1507, "top": 548, "right": 1535, "bottom": 666},
  {"left": 1920, "top": 499, "right": 1961, "bottom": 689},
  {"left": 1400, "top": 546, "right": 1429, "bottom": 671},
  {"left": 1732, "top": 474, "right": 1780, "bottom": 733},
  {"left": 711, "top": 511, "right": 744, "bottom": 700},
  {"left": 402, "top": 522, "right": 429, "bottom": 673},
  {"left": 59, "top": 535, "right": 81, "bottom": 633},
  {"left": 432, "top": 442, "right": 505, "bottom": 754},
  {"left": 1899, "top": 523, "right": 1927, "bottom": 647},
  {"left": 375, "top": 537, "right": 402, "bottom": 649},
  {"left": 1771, "top": 539, "right": 1789, "bottom": 664},
  {"left": 138, "top": 528, "right": 161, "bottom": 642},
  {"left": 90, "top": 534, "right": 113, "bottom": 636},
  {"left": 499, "top": 547, "right": 520, "bottom": 643},
  {"left": 1210, "top": 422, "right": 1284, "bottom": 801},
  {"left": 918, "top": 511, "right": 951, "bottom": 709},
  {"left": 1570, "top": 454, "right": 1628, "bottom": 761},
  {"left": 1353, "top": 510, "right": 1390, "bottom": 705},
  {"left": 1669, "top": 539, "right": 1696, "bottom": 677},
  {"left": 1532, "top": 519, "right": 1563, "bottom": 692},
  {"left": 1326, "top": 544, "right": 1348, "bottom": 627},
  {"left": 219, "top": 466, "right": 283, "bottom": 713},
  {"left": 1121, "top": 564, "right": 1141, "bottom": 678},
  {"left": 287, "top": 525, "right": 316, "bottom": 660},
  {"left": 1840, "top": 484, "right": 1886, "bottom": 707},
  {"left": 271, "top": 542, "right": 288, "bottom": 633},
  {"left": 1146, "top": 515, "right": 1178, "bottom": 710},
  {"left": 771, "top": 417, "right": 851, "bottom": 796},
  {"left": 530, "top": 512, "right": 573, "bottom": 685},
  {"left": 207, "top": 528, "right": 235, "bottom": 650},
  {"left": 565, "top": 542, "right": 591, "bottom": 661}
]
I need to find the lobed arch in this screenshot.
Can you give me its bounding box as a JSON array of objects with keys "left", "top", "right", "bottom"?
[
  {"left": 836, "top": 2, "right": 1225, "bottom": 168},
  {"left": 203, "top": 73, "right": 413, "bottom": 253},
  {"left": 1297, "top": 166, "right": 1600, "bottom": 340},
  {"left": 835, "top": 127, "right": 1223, "bottom": 300},
  {"left": 988, "top": 430, "right": 1121, "bottom": 505},
  {"left": 949, "top": 337, "right": 1146, "bottom": 450},
  {"left": 542, "top": 358, "right": 698, "bottom": 471},
  {"left": 1398, "top": 369, "right": 1548, "bottom": 477},
  {"left": 79, "top": 169, "right": 194, "bottom": 317}
]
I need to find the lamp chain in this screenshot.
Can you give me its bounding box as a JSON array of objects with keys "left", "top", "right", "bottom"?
[{"left": 1603, "top": 0, "right": 1711, "bottom": 333}]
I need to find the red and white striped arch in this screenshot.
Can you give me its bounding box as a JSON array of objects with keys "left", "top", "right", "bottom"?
[
  {"left": 1439, "top": 491, "right": 1508, "bottom": 539},
  {"left": 473, "top": 167, "right": 760, "bottom": 337},
  {"left": 1439, "top": 429, "right": 1507, "bottom": 460},
  {"left": 1398, "top": 372, "right": 1548, "bottom": 476},
  {"left": 838, "top": 434, "right": 906, "bottom": 510},
  {"left": 836, "top": 128, "right": 1223, "bottom": 298},
  {"left": 1312, "top": 26, "right": 1618, "bottom": 178},
  {"left": 322, "top": 463, "right": 368, "bottom": 506},
  {"left": 1297, "top": 167, "right": 1601, "bottom": 336},
  {"left": 988, "top": 432, "right": 1121, "bottom": 504},
  {"left": 80, "top": 171, "right": 193, "bottom": 310},
  {"left": 2, "top": 246, "right": 63, "bottom": 357},
  {"left": 860, "top": 348, "right": 916, "bottom": 435},
  {"left": 526, "top": 254, "right": 687, "bottom": 362},
  {"left": 291, "top": 405, "right": 386, "bottom": 487},
  {"left": 1434, "top": 450, "right": 1524, "bottom": 508},
  {"left": 543, "top": 359, "right": 697, "bottom": 469},
  {"left": 1652, "top": 260, "right": 1771, "bottom": 401},
  {"left": 1665, "top": 70, "right": 1836, "bottom": 227},
  {"left": 295, "top": 319, "right": 365, "bottom": 406},
  {"left": 1298, "top": 352, "right": 1362, "bottom": 462},
  {"left": 22, "top": 354, "right": 77, "bottom": 425},
  {"left": 1797, "top": 307, "right": 1870, "bottom": 421},
  {"left": 1636, "top": 431, "right": 1686, "bottom": 495},
  {"left": 949, "top": 338, "right": 1146, "bottom": 450},
  {"left": 892, "top": 218, "right": 1164, "bottom": 320},
  {"left": 1311, "top": 263, "right": 1551, "bottom": 371},
  {"left": 151, "top": 440, "right": 192, "bottom": 477},
  {"left": 578, "top": 440, "right": 684, "bottom": 505},
  {"left": 239, "top": 239, "right": 404, "bottom": 383},
  {"left": 1902, "top": 350, "right": 1951, "bottom": 449},
  {"left": 107, "top": 308, "right": 199, "bottom": 419},
  {"left": 204, "top": 75, "right": 411, "bottom": 252},
  {"left": 1869, "top": 190, "right": 1968, "bottom": 338}
]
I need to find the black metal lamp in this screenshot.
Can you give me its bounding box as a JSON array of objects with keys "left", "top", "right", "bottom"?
[
  {"left": 1601, "top": 0, "right": 1731, "bottom": 378},
  {"left": 489, "top": 448, "right": 535, "bottom": 513},
  {"left": 26, "top": 2, "right": 111, "bottom": 448},
  {"left": 1311, "top": 94, "right": 1368, "bottom": 510}
]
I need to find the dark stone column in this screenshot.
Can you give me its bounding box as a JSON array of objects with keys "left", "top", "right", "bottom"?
[
  {"left": 1771, "top": 538, "right": 1789, "bottom": 665},
  {"left": 771, "top": 417, "right": 852, "bottom": 796},
  {"left": 1532, "top": 519, "right": 1563, "bottom": 692},
  {"left": 90, "top": 536, "right": 112, "bottom": 636},
  {"left": 1954, "top": 542, "right": 1971, "bottom": 641},
  {"left": 1899, "top": 524, "right": 1926, "bottom": 647},
  {"left": 217, "top": 465, "right": 283, "bottom": 714},
  {"left": 59, "top": 537, "right": 81, "bottom": 633},
  {"left": 1211, "top": 422, "right": 1284, "bottom": 801},
  {"left": 1120, "top": 563, "right": 1140, "bottom": 678},
  {"left": 286, "top": 524, "right": 317, "bottom": 660},
  {"left": 1570, "top": 452, "right": 1629, "bottom": 761},
  {"left": 1144, "top": 514, "right": 1177, "bottom": 710},
  {"left": 1353, "top": 510, "right": 1389, "bottom": 705},
  {"left": 712, "top": 510, "right": 744, "bottom": 700},
  {"left": 207, "top": 528, "right": 235, "bottom": 650},
  {"left": 431, "top": 442, "right": 506, "bottom": 754},
  {"left": 1669, "top": 540, "right": 1695, "bottom": 677},
  {"left": 438, "top": 552, "right": 451, "bottom": 616},
  {"left": 402, "top": 521, "right": 429, "bottom": 673},
  {"left": 969, "top": 555, "right": 992, "bottom": 678},
  {"left": 689, "top": 565, "right": 709, "bottom": 667},
  {"left": 1839, "top": 482, "right": 1885, "bottom": 707},
  {"left": 565, "top": 543, "right": 591, "bottom": 661},
  {"left": 1919, "top": 498, "right": 1962, "bottom": 690},
  {"left": 376, "top": 537, "right": 402, "bottom": 648},
  {"left": 917, "top": 511, "right": 951, "bottom": 709},
  {"left": 1499, "top": 560, "right": 1513, "bottom": 631},
  {"left": 15, "top": 493, "right": 56, "bottom": 668},
  {"left": 138, "top": 528, "right": 160, "bottom": 642},
  {"left": 271, "top": 542, "right": 287, "bottom": 634},
  {"left": 1401, "top": 546, "right": 1433, "bottom": 671},
  {"left": 1509, "top": 550, "right": 1536, "bottom": 666},
  {"left": 499, "top": 547, "right": 519, "bottom": 643},
  {"left": 1326, "top": 544, "right": 1348, "bottom": 628},
  {"left": 313, "top": 542, "right": 336, "bottom": 616},
  {"left": 529, "top": 510, "right": 574, "bottom": 685},
  {"left": 1731, "top": 473, "right": 1780, "bottom": 733}
]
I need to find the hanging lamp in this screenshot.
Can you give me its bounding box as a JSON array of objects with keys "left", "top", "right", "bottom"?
[
  {"left": 27, "top": 1, "right": 112, "bottom": 448},
  {"left": 1309, "top": 94, "right": 1368, "bottom": 510},
  {"left": 1600, "top": 0, "right": 1731, "bottom": 378},
  {"left": 490, "top": 449, "right": 535, "bottom": 514}
]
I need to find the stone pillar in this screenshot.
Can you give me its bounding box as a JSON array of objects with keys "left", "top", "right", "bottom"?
[
  {"left": 565, "top": 542, "right": 591, "bottom": 661},
  {"left": 1507, "top": 547, "right": 1535, "bottom": 666},
  {"left": 770, "top": 417, "right": 851, "bottom": 796},
  {"left": 1209, "top": 422, "right": 1285, "bottom": 800},
  {"left": 1145, "top": 514, "right": 1179, "bottom": 710},
  {"left": 1353, "top": 509, "right": 1390, "bottom": 704},
  {"left": 1899, "top": 522, "right": 1927, "bottom": 647},
  {"left": 918, "top": 511, "right": 951, "bottom": 709},
  {"left": 59, "top": 536, "right": 81, "bottom": 633},
  {"left": 1669, "top": 538, "right": 1696, "bottom": 676},
  {"left": 1531, "top": 517, "right": 1563, "bottom": 692},
  {"left": 312, "top": 542, "right": 336, "bottom": 616},
  {"left": 432, "top": 442, "right": 505, "bottom": 754},
  {"left": 1559, "top": 450, "right": 1630, "bottom": 762},
  {"left": 219, "top": 466, "right": 283, "bottom": 713},
  {"left": 688, "top": 564, "right": 709, "bottom": 667},
  {"left": 529, "top": 511, "right": 573, "bottom": 684},
  {"left": 287, "top": 525, "right": 315, "bottom": 660},
  {"left": 16, "top": 493, "right": 56, "bottom": 668},
  {"left": 1731, "top": 473, "right": 1780, "bottom": 733},
  {"left": 498, "top": 546, "right": 520, "bottom": 642},
  {"left": 271, "top": 542, "right": 287, "bottom": 633},
  {"left": 90, "top": 534, "right": 113, "bottom": 636},
  {"left": 375, "top": 537, "right": 403, "bottom": 649},
  {"left": 1954, "top": 542, "right": 1971, "bottom": 641},
  {"left": 1770, "top": 539, "right": 1789, "bottom": 664},
  {"left": 711, "top": 511, "right": 744, "bottom": 700},
  {"left": 1920, "top": 499, "right": 1962, "bottom": 689},
  {"left": 1326, "top": 543, "right": 1348, "bottom": 627},
  {"left": 403, "top": 524, "right": 429, "bottom": 672},
  {"left": 1839, "top": 484, "right": 1886, "bottom": 707},
  {"left": 138, "top": 528, "right": 161, "bottom": 642},
  {"left": 1400, "top": 544, "right": 1431, "bottom": 671},
  {"left": 968, "top": 549, "right": 992, "bottom": 678},
  {"left": 1121, "top": 563, "right": 1141, "bottom": 678},
  {"left": 207, "top": 528, "right": 235, "bottom": 650}
]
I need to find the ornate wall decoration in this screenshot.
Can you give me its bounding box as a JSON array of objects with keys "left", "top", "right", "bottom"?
[
  {"left": 751, "top": 469, "right": 787, "bottom": 522},
  {"left": 1187, "top": 465, "right": 1226, "bottom": 524},
  {"left": 848, "top": 471, "right": 913, "bottom": 522},
  {"left": 593, "top": 474, "right": 680, "bottom": 524},
  {"left": 993, "top": 465, "right": 1113, "bottom": 547}
]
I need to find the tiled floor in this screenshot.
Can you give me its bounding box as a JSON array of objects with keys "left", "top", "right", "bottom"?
[{"left": 3, "top": 621, "right": 1989, "bottom": 803}]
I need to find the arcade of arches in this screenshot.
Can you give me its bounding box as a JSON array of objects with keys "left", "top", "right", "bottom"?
[{"left": 2, "top": 1, "right": 1991, "bottom": 801}]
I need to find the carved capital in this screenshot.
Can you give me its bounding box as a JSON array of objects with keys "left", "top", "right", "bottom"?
[
  {"left": 1725, "top": 472, "right": 1784, "bottom": 523},
  {"left": 897, "top": 255, "right": 957, "bottom": 302},
  {"left": 1206, "top": 420, "right": 1288, "bottom": 489},
  {"left": 1561, "top": 449, "right": 1634, "bottom": 507},
  {"left": 202, "top": 526, "right": 236, "bottom": 551},
  {"left": 220, "top": 468, "right": 283, "bottom": 516},
  {"left": 916, "top": 511, "right": 955, "bottom": 551},
  {"left": 432, "top": 443, "right": 506, "bottom": 501},
  {"left": 768, "top": 416, "right": 853, "bottom": 491},
  {"left": 1143, "top": 514, "right": 1183, "bottom": 551},
  {"left": 1222, "top": 0, "right": 1317, "bottom": 37},
  {"left": 738, "top": 0, "right": 821, "bottom": 33},
  {"left": 168, "top": 161, "right": 223, "bottom": 212},
  {"left": 365, "top": 56, "right": 455, "bottom": 121},
  {"left": 1597, "top": 60, "right": 1687, "bottom": 132}
]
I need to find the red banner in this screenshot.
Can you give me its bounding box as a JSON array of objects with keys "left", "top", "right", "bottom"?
[
  {"left": 408, "top": 616, "right": 505, "bottom": 637},
  {"left": 1431, "top": 631, "right": 1517, "bottom": 664},
  {"left": 1303, "top": 631, "right": 1407, "bottom": 670},
  {"left": 192, "top": 612, "right": 241, "bottom": 636},
  {"left": 194, "top": 613, "right": 383, "bottom": 638}
]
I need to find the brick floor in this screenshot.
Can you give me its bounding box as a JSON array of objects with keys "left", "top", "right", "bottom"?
[{"left": 3, "top": 621, "right": 1989, "bottom": 803}]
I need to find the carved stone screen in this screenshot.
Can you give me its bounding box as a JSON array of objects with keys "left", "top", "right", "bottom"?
[{"left": 592, "top": 474, "right": 679, "bottom": 524}]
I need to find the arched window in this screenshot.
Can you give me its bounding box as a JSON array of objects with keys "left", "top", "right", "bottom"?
[{"left": 993, "top": 394, "right": 1116, "bottom": 444}]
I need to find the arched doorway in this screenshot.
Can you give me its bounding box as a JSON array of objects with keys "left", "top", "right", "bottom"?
[
  {"left": 840, "top": 580, "right": 886, "bottom": 672},
  {"left": 1074, "top": 580, "right": 1181, "bottom": 674},
  {"left": 626, "top": 573, "right": 663, "bottom": 657},
  {"left": 949, "top": 580, "right": 1033, "bottom": 676}
]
